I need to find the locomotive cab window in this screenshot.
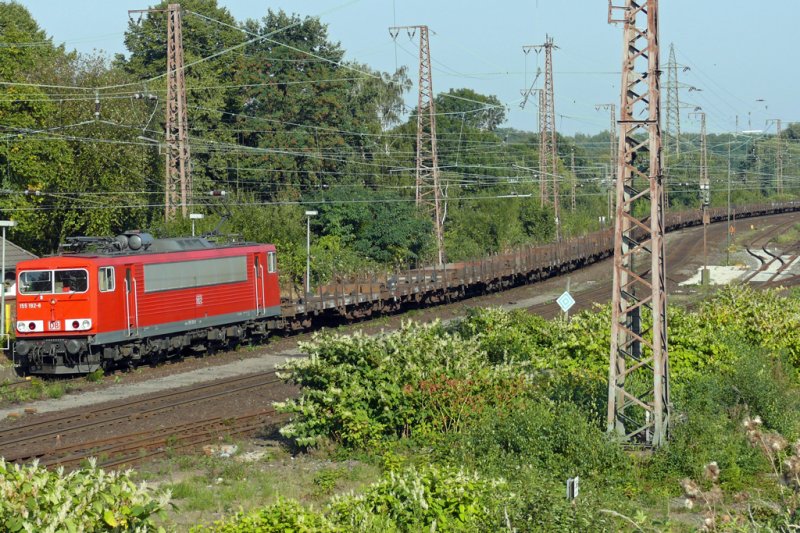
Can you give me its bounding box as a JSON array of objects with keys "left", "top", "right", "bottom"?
[
  {"left": 19, "top": 269, "right": 88, "bottom": 294},
  {"left": 99, "top": 267, "right": 115, "bottom": 292},
  {"left": 54, "top": 270, "right": 88, "bottom": 293},
  {"left": 267, "top": 252, "right": 276, "bottom": 273},
  {"left": 19, "top": 270, "right": 52, "bottom": 294}
]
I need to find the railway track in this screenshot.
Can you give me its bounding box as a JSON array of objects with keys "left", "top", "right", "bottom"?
[
  {"left": 0, "top": 371, "right": 286, "bottom": 468},
  {"left": 741, "top": 218, "right": 800, "bottom": 283},
  {"left": 28, "top": 409, "right": 283, "bottom": 469}
]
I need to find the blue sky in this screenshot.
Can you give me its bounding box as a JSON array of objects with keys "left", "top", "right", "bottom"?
[{"left": 15, "top": 0, "right": 795, "bottom": 135}]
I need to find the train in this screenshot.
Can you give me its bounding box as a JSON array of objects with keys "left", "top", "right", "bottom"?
[
  {"left": 14, "top": 232, "right": 280, "bottom": 374},
  {"left": 12, "top": 201, "right": 800, "bottom": 375}
]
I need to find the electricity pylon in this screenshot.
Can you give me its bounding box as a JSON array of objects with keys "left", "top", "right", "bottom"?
[
  {"left": 130, "top": 3, "right": 192, "bottom": 222},
  {"left": 390, "top": 25, "right": 445, "bottom": 265},
  {"left": 166, "top": 4, "right": 191, "bottom": 220},
  {"left": 597, "top": 103, "right": 617, "bottom": 222},
  {"left": 524, "top": 36, "right": 559, "bottom": 239},
  {"left": 664, "top": 44, "right": 681, "bottom": 156},
  {"left": 538, "top": 90, "right": 549, "bottom": 206},
  {"left": 607, "top": 0, "right": 670, "bottom": 447},
  {"left": 690, "top": 110, "right": 710, "bottom": 284}
]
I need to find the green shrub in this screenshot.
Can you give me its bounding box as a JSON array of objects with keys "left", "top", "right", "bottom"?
[
  {"left": 86, "top": 368, "right": 104, "bottom": 383},
  {"left": 275, "top": 321, "right": 537, "bottom": 448},
  {"left": 648, "top": 345, "right": 798, "bottom": 488},
  {"left": 192, "top": 465, "right": 506, "bottom": 533},
  {"left": 444, "top": 400, "right": 630, "bottom": 483},
  {"left": 0, "top": 458, "right": 170, "bottom": 532},
  {"left": 503, "top": 469, "right": 624, "bottom": 532},
  {"left": 454, "top": 306, "right": 609, "bottom": 378},
  {"left": 700, "top": 285, "right": 800, "bottom": 365},
  {"left": 328, "top": 464, "right": 508, "bottom": 532},
  {"left": 190, "top": 498, "right": 334, "bottom": 533}
]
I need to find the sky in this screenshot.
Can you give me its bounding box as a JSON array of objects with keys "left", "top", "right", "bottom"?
[{"left": 14, "top": 0, "right": 797, "bottom": 136}]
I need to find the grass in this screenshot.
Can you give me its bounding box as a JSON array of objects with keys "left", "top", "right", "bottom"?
[
  {"left": 774, "top": 223, "right": 800, "bottom": 245},
  {"left": 0, "top": 372, "right": 100, "bottom": 406},
  {"left": 141, "top": 439, "right": 381, "bottom": 529}
]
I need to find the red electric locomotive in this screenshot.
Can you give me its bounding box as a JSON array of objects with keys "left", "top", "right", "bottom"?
[{"left": 14, "top": 232, "right": 281, "bottom": 374}]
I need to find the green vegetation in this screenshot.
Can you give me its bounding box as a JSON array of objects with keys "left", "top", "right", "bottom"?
[
  {"left": 218, "top": 284, "right": 800, "bottom": 531},
  {"left": 7, "top": 285, "right": 800, "bottom": 530},
  {"left": 0, "top": 377, "right": 87, "bottom": 405},
  {"left": 0, "top": 458, "right": 170, "bottom": 532}
]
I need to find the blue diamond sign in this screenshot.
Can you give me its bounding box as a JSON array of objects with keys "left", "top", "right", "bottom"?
[{"left": 556, "top": 291, "right": 575, "bottom": 313}]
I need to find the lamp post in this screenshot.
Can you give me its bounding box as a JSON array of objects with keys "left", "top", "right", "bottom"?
[
  {"left": 189, "top": 213, "right": 204, "bottom": 237},
  {"left": 0, "top": 220, "right": 17, "bottom": 341},
  {"left": 305, "top": 210, "right": 318, "bottom": 294}
]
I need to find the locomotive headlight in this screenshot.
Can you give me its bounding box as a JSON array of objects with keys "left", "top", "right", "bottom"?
[
  {"left": 65, "top": 319, "right": 91, "bottom": 331},
  {"left": 18, "top": 320, "right": 42, "bottom": 332}
]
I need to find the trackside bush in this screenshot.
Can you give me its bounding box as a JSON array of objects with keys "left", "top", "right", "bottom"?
[
  {"left": 446, "top": 400, "right": 630, "bottom": 482},
  {"left": 190, "top": 499, "right": 335, "bottom": 533},
  {"left": 0, "top": 458, "right": 171, "bottom": 533},
  {"left": 651, "top": 346, "right": 800, "bottom": 486},
  {"left": 696, "top": 285, "right": 800, "bottom": 365},
  {"left": 275, "top": 321, "right": 538, "bottom": 448},
  {"left": 329, "top": 464, "right": 508, "bottom": 532},
  {"left": 191, "top": 465, "right": 506, "bottom": 533}
]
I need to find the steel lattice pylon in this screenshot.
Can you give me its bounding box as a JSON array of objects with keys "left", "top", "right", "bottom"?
[
  {"left": 607, "top": 0, "right": 670, "bottom": 447},
  {"left": 166, "top": 3, "right": 191, "bottom": 221},
  {"left": 389, "top": 25, "right": 445, "bottom": 265},
  {"left": 525, "top": 37, "right": 558, "bottom": 225},
  {"left": 538, "top": 90, "right": 549, "bottom": 206},
  {"left": 664, "top": 44, "right": 680, "bottom": 157}
]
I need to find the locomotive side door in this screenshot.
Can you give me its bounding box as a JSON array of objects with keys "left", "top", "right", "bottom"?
[
  {"left": 253, "top": 254, "right": 266, "bottom": 316},
  {"left": 124, "top": 266, "right": 139, "bottom": 336}
]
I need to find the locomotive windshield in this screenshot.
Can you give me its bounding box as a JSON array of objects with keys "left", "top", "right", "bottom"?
[
  {"left": 19, "top": 270, "right": 51, "bottom": 294},
  {"left": 20, "top": 269, "right": 88, "bottom": 294}
]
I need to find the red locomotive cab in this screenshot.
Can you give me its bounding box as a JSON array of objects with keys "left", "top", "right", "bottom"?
[
  {"left": 15, "top": 258, "right": 97, "bottom": 373},
  {"left": 15, "top": 233, "right": 282, "bottom": 375}
]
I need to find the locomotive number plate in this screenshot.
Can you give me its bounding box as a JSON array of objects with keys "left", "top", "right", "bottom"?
[{"left": 49, "top": 320, "right": 61, "bottom": 330}]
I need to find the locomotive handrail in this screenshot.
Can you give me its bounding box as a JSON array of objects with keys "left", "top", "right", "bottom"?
[
  {"left": 253, "top": 265, "right": 260, "bottom": 316},
  {"left": 259, "top": 264, "right": 266, "bottom": 316},
  {"left": 125, "top": 278, "right": 132, "bottom": 337},
  {"left": 132, "top": 278, "right": 140, "bottom": 337}
]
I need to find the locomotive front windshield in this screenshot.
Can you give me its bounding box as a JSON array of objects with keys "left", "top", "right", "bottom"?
[
  {"left": 20, "top": 269, "right": 88, "bottom": 294},
  {"left": 19, "top": 271, "right": 51, "bottom": 294}
]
